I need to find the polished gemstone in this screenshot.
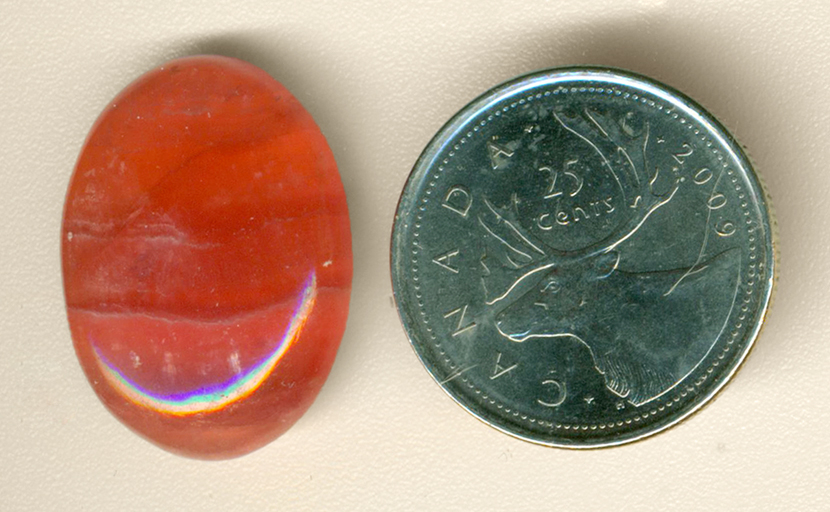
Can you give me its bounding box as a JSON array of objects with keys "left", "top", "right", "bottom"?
[{"left": 62, "top": 56, "right": 352, "bottom": 459}]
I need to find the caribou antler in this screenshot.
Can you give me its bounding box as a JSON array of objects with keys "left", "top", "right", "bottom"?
[
  {"left": 477, "top": 194, "right": 547, "bottom": 269},
  {"left": 552, "top": 108, "right": 680, "bottom": 257},
  {"left": 476, "top": 107, "right": 680, "bottom": 307},
  {"left": 476, "top": 193, "right": 555, "bottom": 305}
]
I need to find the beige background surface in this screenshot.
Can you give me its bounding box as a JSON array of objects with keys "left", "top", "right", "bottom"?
[{"left": 1, "top": 1, "right": 827, "bottom": 510}]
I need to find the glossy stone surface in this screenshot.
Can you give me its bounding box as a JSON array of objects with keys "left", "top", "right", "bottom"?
[{"left": 61, "top": 56, "right": 352, "bottom": 459}]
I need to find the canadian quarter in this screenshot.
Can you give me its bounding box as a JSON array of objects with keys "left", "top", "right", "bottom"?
[{"left": 391, "top": 68, "right": 775, "bottom": 447}]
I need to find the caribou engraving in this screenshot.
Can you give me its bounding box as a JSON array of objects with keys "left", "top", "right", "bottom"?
[{"left": 479, "top": 108, "right": 741, "bottom": 406}]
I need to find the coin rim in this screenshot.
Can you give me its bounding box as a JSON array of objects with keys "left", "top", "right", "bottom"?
[{"left": 391, "top": 66, "right": 776, "bottom": 448}]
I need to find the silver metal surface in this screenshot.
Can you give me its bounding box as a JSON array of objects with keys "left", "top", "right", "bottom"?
[{"left": 391, "top": 68, "right": 775, "bottom": 447}]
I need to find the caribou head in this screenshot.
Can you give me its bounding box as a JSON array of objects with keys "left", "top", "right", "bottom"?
[{"left": 477, "top": 107, "right": 737, "bottom": 406}]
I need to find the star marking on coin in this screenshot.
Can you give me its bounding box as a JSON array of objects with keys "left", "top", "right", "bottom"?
[{"left": 584, "top": 396, "right": 595, "bottom": 405}]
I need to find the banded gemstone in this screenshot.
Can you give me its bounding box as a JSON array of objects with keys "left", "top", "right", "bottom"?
[{"left": 61, "top": 56, "right": 352, "bottom": 459}]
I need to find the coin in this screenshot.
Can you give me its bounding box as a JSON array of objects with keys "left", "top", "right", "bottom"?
[{"left": 391, "top": 68, "right": 775, "bottom": 447}]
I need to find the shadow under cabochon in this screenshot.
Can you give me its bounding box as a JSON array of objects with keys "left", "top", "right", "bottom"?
[{"left": 61, "top": 55, "right": 352, "bottom": 459}]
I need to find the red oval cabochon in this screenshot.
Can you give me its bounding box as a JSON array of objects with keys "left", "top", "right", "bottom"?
[{"left": 62, "top": 56, "right": 352, "bottom": 459}]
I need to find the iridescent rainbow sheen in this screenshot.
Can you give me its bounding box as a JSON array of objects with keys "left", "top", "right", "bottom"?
[{"left": 92, "top": 272, "right": 317, "bottom": 416}]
